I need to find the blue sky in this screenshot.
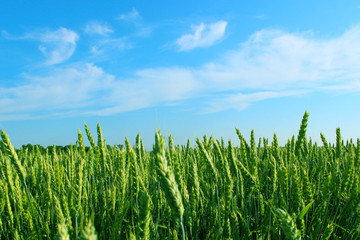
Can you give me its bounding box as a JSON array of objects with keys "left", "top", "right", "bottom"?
[{"left": 1, "top": 0, "right": 360, "bottom": 148}]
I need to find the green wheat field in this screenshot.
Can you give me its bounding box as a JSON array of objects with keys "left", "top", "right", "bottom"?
[{"left": 0, "top": 111, "right": 359, "bottom": 239}]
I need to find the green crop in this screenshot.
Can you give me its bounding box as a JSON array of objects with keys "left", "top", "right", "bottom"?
[{"left": 0, "top": 111, "right": 359, "bottom": 239}]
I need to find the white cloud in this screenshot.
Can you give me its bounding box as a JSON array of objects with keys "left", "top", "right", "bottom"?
[
  {"left": 117, "top": 8, "right": 140, "bottom": 21},
  {"left": 37, "top": 27, "right": 79, "bottom": 65},
  {"left": 3, "top": 25, "right": 360, "bottom": 120},
  {"left": 86, "top": 67, "right": 198, "bottom": 115},
  {"left": 89, "top": 37, "right": 131, "bottom": 57},
  {"left": 85, "top": 21, "right": 113, "bottom": 36},
  {"left": 253, "top": 14, "right": 266, "bottom": 19},
  {"left": 197, "top": 26, "right": 360, "bottom": 91},
  {"left": 115, "top": 9, "right": 152, "bottom": 37},
  {"left": 0, "top": 63, "right": 113, "bottom": 116},
  {"left": 2, "top": 28, "right": 78, "bottom": 65},
  {"left": 0, "top": 63, "right": 197, "bottom": 118},
  {"left": 321, "top": 80, "right": 360, "bottom": 93},
  {"left": 136, "top": 26, "right": 152, "bottom": 37},
  {"left": 175, "top": 21, "right": 227, "bottom": 51},
  {"left": 83, "top": 21, "right": 130, "bottom": 56},
  {"left": 204, "top": 90, "right": 307, "bottom": 113},
  {"left": 190, "top": 25, "right": 360, "bottom": 111},
  {"left": 1, "top": 30, "right": 16, "bottom": 39}
]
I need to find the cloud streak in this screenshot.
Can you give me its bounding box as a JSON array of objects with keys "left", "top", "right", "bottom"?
[
  {"left": 37, "top": 28, "right": 79, "bottom": 65},
  {"left": 175, "top": 21, "right": 227, "bottom": 51},
  {"left": 117, "top": 8, "right": 140, "bottom": 22},
  {"left": 203, "top": 90, "right": 307, "bottom": 113},
  {"left": 85, "top": 21, "right": 113, "bottom": 36},
  {"left": 2, "top": 27, "right": 79, "bottom": 65},
  {"left": 0, "top": 63, "right": 113, "bottom": 114},
  {"left": 2, "top": 25, "right": 360, "bottom": 120}
]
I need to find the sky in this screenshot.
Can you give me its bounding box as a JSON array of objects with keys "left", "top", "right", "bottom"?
[{"left": 1, "top": 0, "right": 360, "bottom": 148}]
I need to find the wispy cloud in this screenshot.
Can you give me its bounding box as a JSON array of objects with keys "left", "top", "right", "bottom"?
[
  {"left": 192, "top": 25, "right": 360, "bottom": 111},
  {"left": 1, "top": 30, "right": 19, "bottom": 40},
  {"left": 197, "top": 27, "right": 360, "bottom": 90},
  {"left": 253, "top": 14, "right": 266, "bottom": 19},
  {"left": 36, "top": 28, "right": 79, "bottom": 65},
  {"left": 87, "top": 67, "right": 197, "bottom": 115},
  {"left": 3, "top": 25, "right": 360, "bottom": 120},
  {"left": 2, "top": 27, "right": 78, "bottom": 65},
  {"left": 117, "top": 8, "right": 140, "bottom": 22},
  {"left": 0, "top": 63, "right": 113, "bottom": 116},
  {"left": 85, "top": 21, "right": 113, "bottom": 36},
  {"left": 83, "top": 21, "right": 131, "bottom": 57},
  {"left": 116, "top": 8, "right": 152, "bottom": 37},
  {"left": 204, "top": 90, "right": 307, "bottom": 113},
  {"left": 89, "top": 37, "right": 131, "bottom": 57},
  {"left": 0, "top": 64, "right": 195, "bottom": 118},
  {"left": 175, "top": 21, "right": 227, "bottom": 51}
]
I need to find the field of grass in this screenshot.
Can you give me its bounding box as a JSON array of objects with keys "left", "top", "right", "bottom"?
[{"left": 0, "top": 111, "right": 359, "bottom": 239}]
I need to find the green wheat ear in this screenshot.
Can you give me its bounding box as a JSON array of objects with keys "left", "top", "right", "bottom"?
[
  {"left": 1, "top": 130, "right": 26, "bottom": 185},
  {"left": 275, "top": 208, "right": 301, "bottom": 240},
  {"left": 196, "top": 137, "right": 218, "bottom": 181},
  {"left": 154, "top": 130, "right": 185, "bottom": 240},
  {"left": 137, "top": 188, "right": 152, "bottom": 240},
  {"left": 154, "top": 131, "right": 184, "bottom": 221},
  {"left": 84, "top": 123, "right": 96, "bottom": 149},
  {"left": 81, "top": 220, "right": 98, "bottom": 240},
  {"left": 295, "top": 111, "right": 309, "bottom": 157},
  {"left": 58, "top": 222, "right": 70, "bottom": 240},
  {"left": 336, "top": 127, "right": 342, "bottom": 159}
]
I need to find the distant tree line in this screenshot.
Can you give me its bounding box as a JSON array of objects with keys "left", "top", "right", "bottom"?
[{"left": 14, "top": 143, "right": 124, "bottom": 154}]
